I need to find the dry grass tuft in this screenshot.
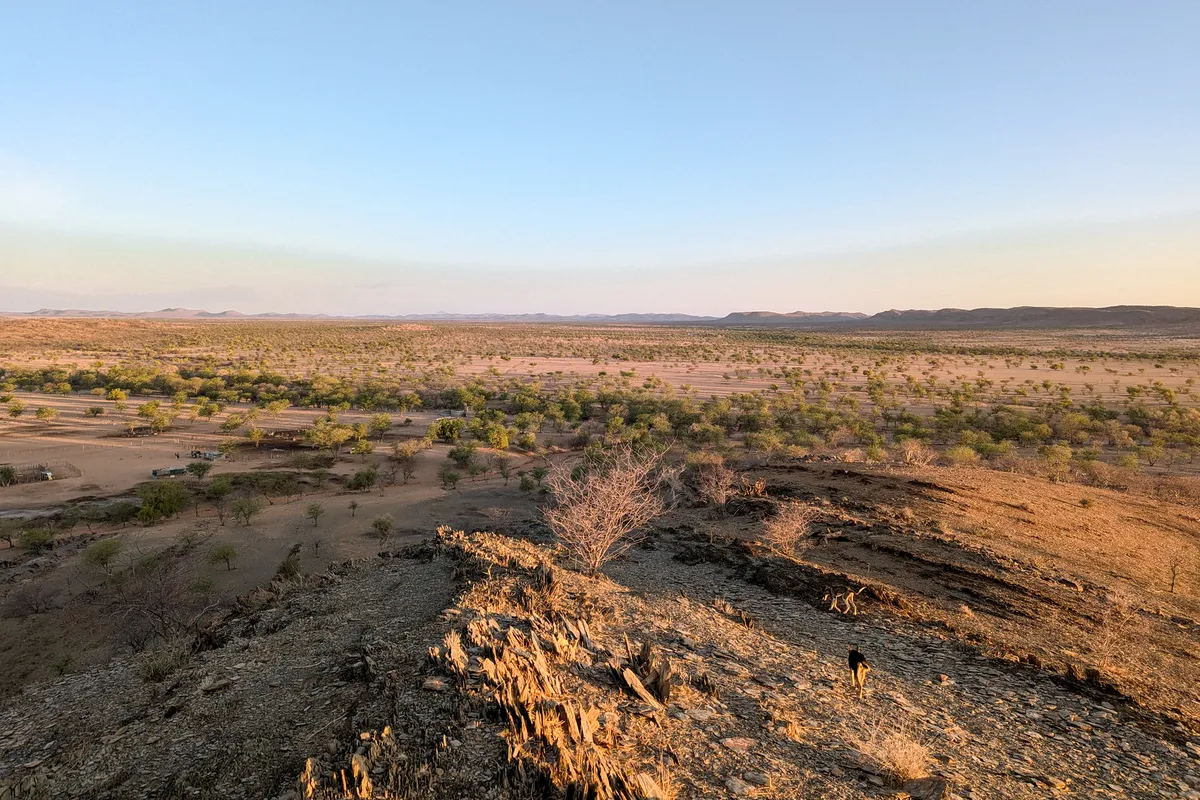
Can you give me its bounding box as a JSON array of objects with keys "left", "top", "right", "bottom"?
[
  {"left": 861, "top": 724, "right": 930, "bottom": 784},
  {"left": 136, "top": 638, "right": 191, "bottom": 682}
]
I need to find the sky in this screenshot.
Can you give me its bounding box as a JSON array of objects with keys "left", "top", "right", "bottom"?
[{"left": 1, "top": 1, "right": 1198, "bottom": 315}]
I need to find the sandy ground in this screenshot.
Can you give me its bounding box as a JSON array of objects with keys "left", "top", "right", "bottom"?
[{"left": 0, "top": 393, "right": 443, "bottom": 511}]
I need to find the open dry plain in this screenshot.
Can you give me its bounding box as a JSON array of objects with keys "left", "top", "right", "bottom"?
[{"left": 0, "top": 318, "right": 1197, "bottom": 799}]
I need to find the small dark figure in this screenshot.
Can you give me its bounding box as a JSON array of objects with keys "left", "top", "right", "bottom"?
[
  {"left": 848, "top": 646, "right": 870, "bottom": 699},
  {"left": 175, "top": 453, "right": 180, "bottom": 459}
]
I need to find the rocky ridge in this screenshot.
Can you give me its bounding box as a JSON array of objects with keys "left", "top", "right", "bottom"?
[{"left": 0, "top": 528, "right": 1197, "bottom": 799}]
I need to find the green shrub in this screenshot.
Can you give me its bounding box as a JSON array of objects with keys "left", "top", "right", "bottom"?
[
  {"left": 230, "top": 497, "right": 264, "bottom": 526},
  {"left": 19, "top": 528, "right": 55, "bottom": 553},
  {"left": 944, "top": 446, "right": 980, "bottom": 466},
  {"left": 136, "top": 481, "right": 192, "bottom": 524},
  {"left": 83, "top": 539, "right": 122, "bottom": 574},
  {"left": 347, "top": 467, "right": 378, "bottom": 492},
  {"left": 428, "top": 417, "right": 464, "bottom": 443},
  {"left": 447, "top": 442, "right": 477, "bottom": 469},
  {"left": 208, "top": 543, "right": 238, "bottom": 569}
]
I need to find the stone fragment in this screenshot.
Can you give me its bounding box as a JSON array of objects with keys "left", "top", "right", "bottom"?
[
  {"left": 742, "top": 771, "right": 769, "bottom": 786},
  {"left": 721, "top": 737, "right": 756, "bottom": 753},
  {"left": 725, "top": 777, "right": 752, "bottom": 795}
]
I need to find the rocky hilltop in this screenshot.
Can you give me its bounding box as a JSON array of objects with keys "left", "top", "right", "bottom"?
[{"left": 2, "top": 514, "right": 1197, "bottom": 800}]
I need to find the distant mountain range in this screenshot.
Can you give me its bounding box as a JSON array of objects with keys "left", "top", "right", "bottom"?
[
  {"left": 3, "top": 305, "right": 1199, "bottom": 329},
  {"left": 3, "top": 308, "right": 719, "bottom": 323}
]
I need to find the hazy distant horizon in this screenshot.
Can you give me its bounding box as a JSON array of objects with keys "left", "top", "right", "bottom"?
[{"left": 2, "top": 212, "right": 1198, "bottom": 317}]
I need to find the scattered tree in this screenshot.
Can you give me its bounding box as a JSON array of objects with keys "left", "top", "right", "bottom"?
[
  {"left": 83, "top": 539, "right": 123, "bottom": 576},
  {"left": 368, "top": 413, "right": 393, "bottom": 439},
  {"left": 206, "top": 476, "right": 234, "bottom": 525},
  {"left": 19, "top": 528, "right": 55, "bottom": 554},
  {"left": 185, "top": 461, "right": 213, "bottom": 482},
  {"left": 231, "top": 497, "right": 264, "bottom": 527},
  {"left": 209, "top": 543, "right": 238, "bottom": 570},
  {"left": 491, "top": 454, "right": 513, "bottom": 484}
]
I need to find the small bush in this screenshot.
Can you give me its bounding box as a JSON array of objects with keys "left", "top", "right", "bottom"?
[
  {"left": 83, "top": 539, "right": 122, "bottom": 574},
  {"left": 371, "top": 513, "right": 396, "bottom": 542},
  {"left": 275, "top": 551, "right": 301, "bottom": 580},
  {"left": 944, "top": 445, "right": 980, "bottom": 466},
  {"left": 861, "top": 727, "right": 930, "bottom": 784},
  {"left": 347, "top": 467, "right": 378, "bottom": 492},
  {"left": 136, "top": 639, "right": 191, "bottom": 682},
  {"left": 19, "top": 528, "right": 55, "bottom": 554},
  {"left": 447, "top": 442, "right": 477, "bottom": 469},
  {"left": 899, "top": 439, "right": 936, "bottom": 467},
  {"left": 761, "top": 502, "right": 819, "bottom": 557}
]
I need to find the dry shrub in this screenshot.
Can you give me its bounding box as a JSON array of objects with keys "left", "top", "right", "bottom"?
[
  {"left": 543, "top": 446, "right": 672, "bottom": 575},
  {"left": 861, "top": 725, "right": 930, "bottom": 784},
  {"left": 2, "top": 582, "right": 53, "bottom": 618},
  {"left": 899, "top": 439, "right": 936, "bottom": 467},
  {"left": 1074, "top": 459, "right": 1124, "bottom": 489},
  {"left": 695, "top": 458, "right": 735, "bottom": 508},
  {"left": 761, "top": 501, "right": 819, "bottom": 557},
  {"left": 1153, "top": 475, "right": 1200, "bottom": 505},
  {"left": 1092, "top": 585, "right": 1142, "bottom": 670},
  {"left": 136, "top": 638, "right": 191, "bottom": 682}
]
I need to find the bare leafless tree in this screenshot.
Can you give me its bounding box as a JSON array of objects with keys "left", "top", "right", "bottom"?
[
  {"left": 109, "top": 551, "right": 218, "bottom": 651},
  {"left": 1166, "top": 547, "right": 1189, "bottom": 594},
  {"left": 761, "top": 501, "right": 820, "bottom": 557},
  {"left": 543, "top": 446, "right": 673, "bottom": 575}
]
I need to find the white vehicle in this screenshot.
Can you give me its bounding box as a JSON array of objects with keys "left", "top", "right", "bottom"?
[{"left": 38, "top": 470, "right": 53, "bottom": 481}]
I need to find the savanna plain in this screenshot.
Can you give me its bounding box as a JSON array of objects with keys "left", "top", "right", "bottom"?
[{"left": 0, "top": 318, "right": 1197, "bottom": 799}]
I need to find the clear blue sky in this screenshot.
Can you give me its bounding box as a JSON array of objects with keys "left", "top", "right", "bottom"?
[{"left": 1, "top": 1, "right": 1198, "bottom": 314}]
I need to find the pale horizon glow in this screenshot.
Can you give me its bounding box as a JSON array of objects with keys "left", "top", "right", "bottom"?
[{"left": 1, "top": 2, "right": 1198, "bottom": 315}]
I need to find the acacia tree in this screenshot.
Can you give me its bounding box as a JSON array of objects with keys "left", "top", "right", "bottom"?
[
  {"left": 390, "top": 439, "right": 428, "bottom": 483},
  {"left": 231, "top": 497, "right": 263, "bottom": 527},
  {"left": 186, "top": 461, "right": 213, "bottom": 482},
  {"left": 543, "top": 446, "right": 674, "bottom": 575},
  {"left": 368, "top": 413, "right": 392, "bottom": 440},
  {"left": 209, "top": 544, "right": 238, "bottom": 570}
]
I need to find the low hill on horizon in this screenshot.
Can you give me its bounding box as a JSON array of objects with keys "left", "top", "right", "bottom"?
[{"left": 4, "top": 304, "right": 1200, "bottom": 328}]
